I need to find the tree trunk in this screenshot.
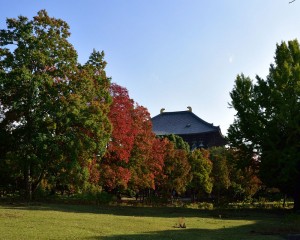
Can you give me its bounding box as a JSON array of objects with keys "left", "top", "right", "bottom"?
[
  {"left": 283, "top": 194, "right": 287, "bottom": 208},
  {"left": 191, "top": 189, "right": 195, "bottom": 202},
  {"left": 293, "top": 187, "right": 300, "bottom": 211},
  {"left": 25, "top": 164, "right": 32, "bottom": 202},
  {"left": 31, "top": 168, "right": 45, "bottom": 198}
]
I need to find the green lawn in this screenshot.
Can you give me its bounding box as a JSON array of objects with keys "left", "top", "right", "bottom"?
[{"left": 0, "top": 203, "right": 299, "bottom": 240}]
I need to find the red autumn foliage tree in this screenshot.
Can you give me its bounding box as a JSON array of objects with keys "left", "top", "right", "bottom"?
[
  {"left": 99, "top": 83, "right": 136, "bottom": 191},
  {"left": 99, "top": 83, "right": 168, "bottom": 196},
  {"left": 149, "top": 137, "right": 168, "bottom": 188},
  {"left": 129, "top": 105, "right": 160, "bottom": 192}
]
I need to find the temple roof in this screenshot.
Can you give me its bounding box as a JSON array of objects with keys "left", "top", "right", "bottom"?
[{"left": 151, "top": 110, "right": 222, "bottom": 136}]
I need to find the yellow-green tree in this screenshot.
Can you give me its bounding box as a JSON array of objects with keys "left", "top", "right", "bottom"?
[{"left": 188, "top": 149, "right": 213, "bottom": 201}]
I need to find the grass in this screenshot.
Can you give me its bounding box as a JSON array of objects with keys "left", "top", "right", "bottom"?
[{"left": 0, "top": 202, "right": 299, "bottom": 240}]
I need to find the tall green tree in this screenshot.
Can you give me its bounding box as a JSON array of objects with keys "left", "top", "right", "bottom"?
[
  {"left": 210, "top": 147, "right": 230, "bottom": 203},
  {"left": 228, "top": 40, "right": 300, "bottom": 210},
  {"left": 0, "top": 10, "right": 111, "bottom": 200},
  {"left": 188, "top": 149, "right": 213, "bottom": 201}
]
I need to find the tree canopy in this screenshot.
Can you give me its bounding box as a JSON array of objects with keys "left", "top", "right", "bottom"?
[
  {"left": 0, "top": 10, "right": 266, "bottom": 206},
  {"left": 0, "top": 10, "right": 112, "bottom": 200},
  {"left": 228, "top": 39, "right": 300, "bottom": 210}
]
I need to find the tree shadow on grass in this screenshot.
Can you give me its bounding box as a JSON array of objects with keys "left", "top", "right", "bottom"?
[
  {"left": 85, "top": 226, "right": 290, "bottom": 240},
  {"left": 0, "top": 201, "right": 291, "bottom": 219}
]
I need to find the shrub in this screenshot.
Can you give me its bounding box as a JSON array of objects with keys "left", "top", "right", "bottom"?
[{"left": 184, "top": 202, "right": 214, "bottom": 210}]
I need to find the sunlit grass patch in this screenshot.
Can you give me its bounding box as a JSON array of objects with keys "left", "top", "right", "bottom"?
[{"left": 0, "top": 203, "right": 298, "bottom": 240}]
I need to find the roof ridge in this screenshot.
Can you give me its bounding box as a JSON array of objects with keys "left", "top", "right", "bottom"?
[{"left": 152, "top": 110, "right": 217, "bottom": 129}]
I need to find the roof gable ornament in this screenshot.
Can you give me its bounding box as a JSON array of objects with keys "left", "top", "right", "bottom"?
[
  {"left": 187, "top": 106, "right": 192, "bottom": 112},
  {"left": 160, "top": 108, "right": 165, "bottom": 114}
]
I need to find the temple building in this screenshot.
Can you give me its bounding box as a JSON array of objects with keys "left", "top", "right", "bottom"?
[{"left": 151, "top": 107, "right": 226, "bottom": 149}]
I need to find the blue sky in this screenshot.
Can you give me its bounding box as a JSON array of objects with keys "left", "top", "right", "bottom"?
[{"left": 1, "top": 0, "right": 300, "bottom": 135}]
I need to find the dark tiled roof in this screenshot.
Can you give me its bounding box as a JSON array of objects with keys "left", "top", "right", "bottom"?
[{"left": 151, "top": 111, "right": 221, "bottom": 135}]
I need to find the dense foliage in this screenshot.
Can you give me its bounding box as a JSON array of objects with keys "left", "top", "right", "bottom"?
[
  {"left": 188, "top": 149, "right": 213, "bottom": 201},
  {"left": 1, "top": 11, "right": 287, "bottom": 207},
  {"left": 0, "top": 10, "right": 112, "bottom": 199},
  {"left": 228, "top": 40, "right": 300, "bottom": 210}
]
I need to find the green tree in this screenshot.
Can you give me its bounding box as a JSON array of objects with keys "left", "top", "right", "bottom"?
[
  {"left": 0, "top": 10, "right": 111, "bottom": 200},
  {"left": 228, "top": 40, "right": 300, "bottom": 210},
  {"left": 188, "top": 149, "right": 213, "bottom": 201},
  {"left": 210, "top": 147, "right": 230, "bottom": 204},
  {"left": 165, "top": 134, "right": 190, "bottom": 152},
  {"left": 226, "top": 148, "right": 261, "bottom": 202},
  {"left": 160, "top": 140, "right": 191, "bottom": 196}
]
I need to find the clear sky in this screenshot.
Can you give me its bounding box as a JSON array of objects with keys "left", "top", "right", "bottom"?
[{"left": 1, "top": 0, "right": 300, "bottom": 135}]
